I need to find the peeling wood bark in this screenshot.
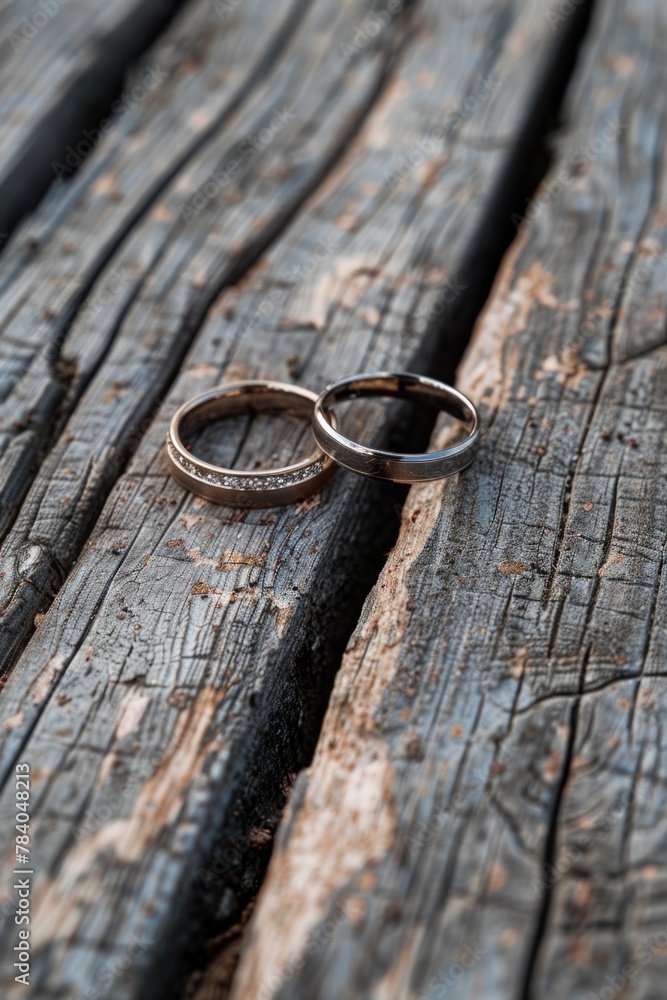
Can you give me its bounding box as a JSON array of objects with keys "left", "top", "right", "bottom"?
[
  {"left": 0, "top": 0, "right": 187, "bottom": 236},
  {"left": 229, "top": 1, "right": 667, "bottom": 999},
  {"left": 0, "top": 0, "right": 583, "bottom": 997}
]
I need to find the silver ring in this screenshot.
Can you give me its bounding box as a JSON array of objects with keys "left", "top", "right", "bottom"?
[
  {"left": 312, "top": 371, "right": 480, "bottom": 483},
  {"left": 167, "top": 381, "right": 338, "bottom": 507}
]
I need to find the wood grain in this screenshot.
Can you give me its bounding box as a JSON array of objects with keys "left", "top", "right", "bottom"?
[
  {"left": 0, "top": 0, "right": 187, "bottom": 236},
  {"left": 229, "top": 1, "right": 667, "bottom": 998},
  {"left": 0, "top": 0, "right": 393, "bottom": 670},
  {"left": 0, "top": 0, "right": 585, "bottom": 997}
]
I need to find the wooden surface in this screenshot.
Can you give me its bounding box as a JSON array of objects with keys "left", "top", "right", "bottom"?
[
  {"left": 0, "top": 1, "right": 579, "bottom": 994},
  {"left": 2, "top": 0, "right": 664, "bottom": 998},
  {"left": 0, "top": 0, "right": 185, "bottom": 236},
  {"left": 230, "top": 1, "right": 667, "bottom": 998},
  {"left": 0, "top": 0, "right": 388, "bottom": 671}
]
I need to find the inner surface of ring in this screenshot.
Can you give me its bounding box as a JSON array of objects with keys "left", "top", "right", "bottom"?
[
  {"left": 321, "top": 377, "right": 474, "bottom": 448},
  {"left": 181, "top": 391, "right": 315, "bottom": 434},
  {"left": 178, "top": 391, "right": 324, "bottom": 474}
]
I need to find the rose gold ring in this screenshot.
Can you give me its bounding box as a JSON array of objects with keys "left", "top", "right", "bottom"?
[{"left": 167, "top": 381, "right": 337, "bottom": 507}]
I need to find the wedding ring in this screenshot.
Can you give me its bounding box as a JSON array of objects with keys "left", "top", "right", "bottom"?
[
  {"left": 312, "top": 371, "right": 479, "bottom": 483},
  {"left": 167, "top": 381, "right": 338, "bottom": 507}
]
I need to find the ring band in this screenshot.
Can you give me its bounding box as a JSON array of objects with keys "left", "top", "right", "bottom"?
[
  {"left": 312, "top": 371, "right": 480, "bottom": 483},
  {"left": 167, "top": 381, "right": 338, "bottom": 507}
]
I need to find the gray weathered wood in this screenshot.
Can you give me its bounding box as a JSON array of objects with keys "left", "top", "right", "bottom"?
[
  {"left": 0, "top": 0, "right": 585, "bottom": 996},
  {"left": 0, "top": 0, "right": 391, "bottom": 670},
  {"left": 0, "top": 0, "right": 188, "bottom": 236},
  {"left": 229, "top": 1, "right": 667, "bottom": 998}
]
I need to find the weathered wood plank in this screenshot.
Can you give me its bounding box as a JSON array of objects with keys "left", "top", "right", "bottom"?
[
  {"left": 0, "top": 0, "right": 395, "bottom": 671},
  {"left": 0, "top": 0, "right": 298, "bottom": 547},
  {"left": 0, "top": 0, "right": 589, "bottom": 997},
  {"left": 0, "top": 0, "right": 189, "bottom": 236},
  {"left": 228, "top": 1, "right": 667, "bottom": 998}
]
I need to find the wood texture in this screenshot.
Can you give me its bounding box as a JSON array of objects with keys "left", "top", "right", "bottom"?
[
  {"left": 229, "top": 1, "right": 667, "bottom": 998},
  {"left": 0, "top": 0, "right": 188, "bottom": 236},
  {"left": 0, "top": 0, "right": 388, "bottom": 669},
  {"left": 0, "top": 0, "right": 586, "bottom": 997}
]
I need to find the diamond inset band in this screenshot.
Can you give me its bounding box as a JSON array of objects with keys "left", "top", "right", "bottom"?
[{"left": 166, "top": 381, "right": 337, "bottom": 507}]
